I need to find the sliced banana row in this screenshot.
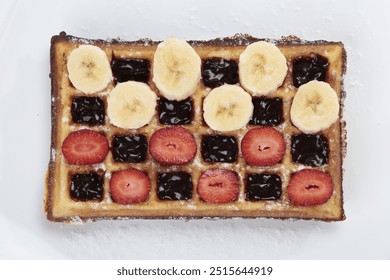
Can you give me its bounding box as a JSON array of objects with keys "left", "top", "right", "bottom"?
[
  {"left": 66, "top": 40, "right": 338, "bottom": 133},
  {"left": 152, "top": 39, "right": 288, "bottom": 100},
  {"left": 66, "top": 39, "right": 288, "bottom": 97}
]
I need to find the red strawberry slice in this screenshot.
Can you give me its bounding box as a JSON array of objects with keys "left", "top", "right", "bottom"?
[
  {"left": 149, "top": 127, "right": 197, "bottom": 165},
  {"left": 241, "top": 127, "right": 286, "bottom": 166},
  {"left": 287, "top": 169, "right": 334, "bottom": 206},
  {"left": 62, "top": 129, "right": 109, "bottom": 165},
  {"left": 197, "top": 168, "right": 239, "bottom": 203},
  {"left": 110, "top": 168, "right": 151, "bottom": 204}
]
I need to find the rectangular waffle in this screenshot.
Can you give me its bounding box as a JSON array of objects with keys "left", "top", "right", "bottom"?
[{"left": 45, "top": 32, "right": 346, "bottom": 222}]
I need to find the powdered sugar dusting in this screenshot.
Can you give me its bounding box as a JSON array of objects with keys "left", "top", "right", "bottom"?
[
  {"left": 93, "top": 163, "right": 106, "bottom": 171},
  {"left": 51, "top": 148, "right": 56, "bottom": 161},
  {"left": 186, "top": 204, "right": 197, "bottom": 210}
]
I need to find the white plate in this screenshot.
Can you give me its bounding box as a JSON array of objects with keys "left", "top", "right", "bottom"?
[{"left": 0, "top": 0, "right": 390, "bottom": 259}]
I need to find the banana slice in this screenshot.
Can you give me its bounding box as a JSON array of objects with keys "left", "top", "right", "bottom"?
[
  {"left": 153, "top": 38, "right": 201, "bottom": 101},
  {"left": 67, "top": 45, "right": 113, "bottom": 94},
  {"left": 239, "top": 41, "right": 287, "bottom": 96},
  {"left": 203, "top": 84, "right": 253, "bottom": 132},
  {"left": 107, "top": 81, "right": 157, "bottom": 129},
  {"left": 290, "top": 80, "right": 339, "bottom": 134}
]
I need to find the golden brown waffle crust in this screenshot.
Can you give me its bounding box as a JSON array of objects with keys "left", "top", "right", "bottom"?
[{"left": 46, "top": 32, "right": 347, "bottom": 223}]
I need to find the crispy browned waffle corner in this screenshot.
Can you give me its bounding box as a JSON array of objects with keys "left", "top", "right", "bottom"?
[{"left": 45, "top": 32, "right": 346, "bottom": 222}]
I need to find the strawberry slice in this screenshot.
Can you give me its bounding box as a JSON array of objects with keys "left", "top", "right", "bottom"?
[
  {"left": 110, "top": 168, "right": 151, "bottom": 204},
  {"left": 197, "top": 168, "right": 239, "bottom": 203},
  {"left": 287, "top": 169, "right": 334, "bottom": 206},
  {"left": 62, "top": 129, "right": 109, "bottom": 165},
  {"left": 149, "top": 127, "right": 197, "bottom": 165},
  {"left": 241, "top": 127, "right": 286, "bottom": 166}
]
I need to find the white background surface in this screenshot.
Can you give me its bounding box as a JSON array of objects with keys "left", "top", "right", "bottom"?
[{"left": 0, "top": 0, "right": 389, "bottom": 259}]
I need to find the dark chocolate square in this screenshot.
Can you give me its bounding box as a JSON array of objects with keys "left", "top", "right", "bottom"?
[
  {"left": 111, "top": 58, "right": 150, "bottom": 84},
  {"left": 245, "top": 173, "right": 282, "bottom": 201},
  {"left": 249, "top": 97, "right": 283, "bottom": 126},
  {"left": 112, "top": 134, "right": 148, "bottom": 163},
  {"left": 71, "top": 96, "right": 105, "bottom": 126},
  {"left": 201, "top": 135, "right": 238, "bottom": 163},
  {"left": 292, "top": 54, "right": 329, "bottom": 88},
  {"left": 158, "top": 98, "right": 193, "bottom": 125},
  {"left": 70, "top": 172, "right": 104, "bottom": 201},
  {"left": 157, "top": 172, "right": 193, "bottom": 200},
  {"left": 202, "top": 58, "right": 238, "bottom": 88},
  {"left": 291, "top": 134, "right": 329, "bottom": 167}
]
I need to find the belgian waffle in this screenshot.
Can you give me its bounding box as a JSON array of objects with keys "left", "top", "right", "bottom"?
[{"left": 45, "top": 32, "right": 346, "bottom": 222}]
